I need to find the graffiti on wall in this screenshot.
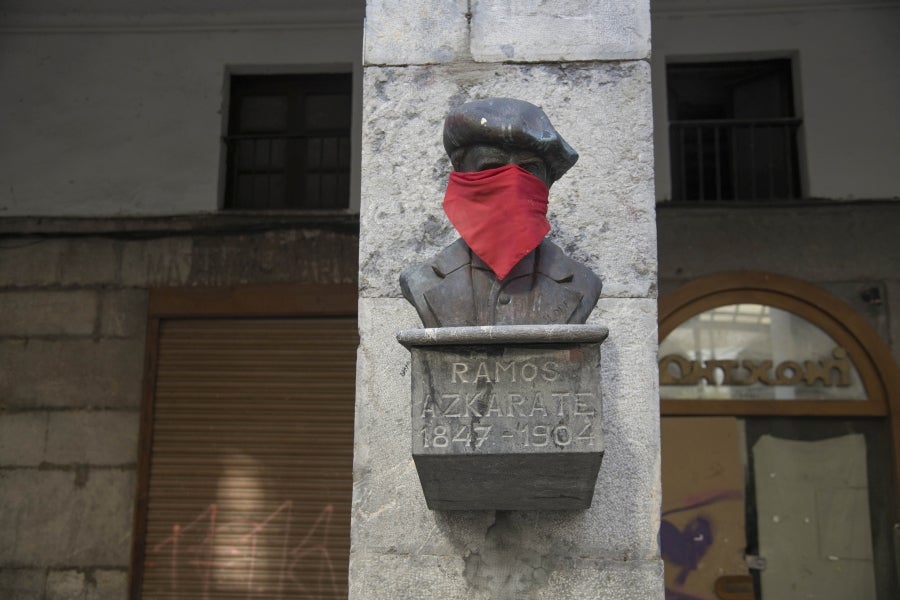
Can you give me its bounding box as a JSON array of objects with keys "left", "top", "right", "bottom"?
[
  {"left": 145, "top": 500, "right": 344, "bottom": 598},
  {"left": 661, "top": 417, "right": 750, "bottom": 600},
  {"left": 661, "top": 490, "right": 744, "bottom": 600}
]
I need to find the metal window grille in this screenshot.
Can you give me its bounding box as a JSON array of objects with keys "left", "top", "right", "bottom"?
[
  {"left": 670, "top": 118, "right": 801, "bottom": 202},
  {"left": 224, "top": 74, "right": 352, "bottom": 210}
]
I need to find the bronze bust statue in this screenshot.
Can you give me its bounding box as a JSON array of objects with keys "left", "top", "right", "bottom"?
[{"left": 400, "top": 98, "right": 602, "bottom": 328}]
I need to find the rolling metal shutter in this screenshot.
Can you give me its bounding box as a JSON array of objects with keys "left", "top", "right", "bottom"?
[{"left": 139, "top": 317, "right": 357, "bottom": 599}]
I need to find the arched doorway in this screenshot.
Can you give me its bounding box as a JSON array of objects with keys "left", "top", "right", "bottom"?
[{"left": 658, "top": 271, "right": 899, "bottom": 600}]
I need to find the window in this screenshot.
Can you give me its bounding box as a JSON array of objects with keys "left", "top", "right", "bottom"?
[
  {"left": 224, "top": 74, "right": 352, "bottom": 210},
  {"left": 667, "top": 59, "right": 801, "bottom": 202}
]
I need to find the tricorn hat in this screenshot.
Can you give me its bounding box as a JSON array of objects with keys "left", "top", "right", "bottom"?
[{"left": 443, "top": 98, "right": 579, "bottom": 183}]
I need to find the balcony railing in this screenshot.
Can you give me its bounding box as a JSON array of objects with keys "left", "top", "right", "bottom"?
[{"left": 670, "top": 118, "right": 801, "bottom": 202}]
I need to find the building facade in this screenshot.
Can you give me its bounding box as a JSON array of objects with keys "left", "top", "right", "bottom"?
[
  {"left": 0, "top": 1, "right": 897, "bottom": 599},
  {"left": 652, "top": 1, "right": 900, "bottom": 598}
]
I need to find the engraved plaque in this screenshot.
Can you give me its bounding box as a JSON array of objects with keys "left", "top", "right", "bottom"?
[{"left": 398, "top": 325, "right": 607, "bottom": 510}]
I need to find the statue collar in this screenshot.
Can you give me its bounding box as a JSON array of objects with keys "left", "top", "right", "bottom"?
[{"left": 432, "top": 238, "right": 575, "bottom": 283}]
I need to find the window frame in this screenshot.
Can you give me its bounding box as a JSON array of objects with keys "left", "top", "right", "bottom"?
[
  {"left": 664, "top": 56, "right": 804, "bottom": 203},
  {"left": 219, "top": 68, "right": 358, "bottom": 213}
]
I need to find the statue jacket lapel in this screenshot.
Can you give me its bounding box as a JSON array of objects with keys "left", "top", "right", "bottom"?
[{"left": 422, "top": 240, "right": 584, "bottom": 326}]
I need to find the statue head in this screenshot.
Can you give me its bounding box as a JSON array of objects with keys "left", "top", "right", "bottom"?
[{"left": 443, "top": 98, "right": 579, "bottom": 188}]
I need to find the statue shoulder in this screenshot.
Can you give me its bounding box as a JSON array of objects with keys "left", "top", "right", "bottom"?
[
  {"left": 400, "top": 238, "right": 471, "bottom": 301},
  {"left": 539, "top": 240, "right": 601, "bottom": 286},
  {"left": 537, "top": 240, "right": 602, "bottom": 322}
]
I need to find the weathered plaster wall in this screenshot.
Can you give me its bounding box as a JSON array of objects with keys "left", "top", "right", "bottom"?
[
  {"left": 0, "top": 5, "right": 364, "bottom": 216},
  {"left": 651, "top": 0, "right": 900, "bottom": 200},
  {"left": 354, "top": 1, "right": 662, "bottom": 598},
  {"left": 657, "top": 202, "right": 900, "bottom": 364},
  {"left": 0, "top": 218, "right": 358, "bottom": 599}
]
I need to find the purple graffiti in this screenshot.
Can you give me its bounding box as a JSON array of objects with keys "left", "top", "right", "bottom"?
[
  {"left": 660, "top": 516, "right": 713, "bottom": 585},
  {"left": 662, "top": 489, "right": 744, "bottom": 518},
  {"left": 660, "top": 488, "right": 744, "bottom": 600}
]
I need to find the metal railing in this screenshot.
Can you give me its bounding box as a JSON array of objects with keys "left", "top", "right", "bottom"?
[
  {"left": 670, "top": 118, "right": 801, "bottom": 202},
  {"left": 224, "top": 132, "right": 350, "bottom": 210}
]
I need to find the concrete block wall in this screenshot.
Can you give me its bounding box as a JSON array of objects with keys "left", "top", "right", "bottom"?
[
  {"left": 0, "top": 237, "right": 144, "bottom": 600},
  {"left": 354, "top": 1, "right": 661, "bottom": 598},
  {"left": 0, "top": 221, "right": 358, "bottom": 599}
]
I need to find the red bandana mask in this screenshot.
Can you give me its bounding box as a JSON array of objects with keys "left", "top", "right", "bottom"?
[{"left": 442, "top": 164, "right": 550, "bottom": 280}]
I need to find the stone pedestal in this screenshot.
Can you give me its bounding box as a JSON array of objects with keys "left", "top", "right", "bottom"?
[{"left": 399, "top": 325, "right": 607, "bottom": 510}]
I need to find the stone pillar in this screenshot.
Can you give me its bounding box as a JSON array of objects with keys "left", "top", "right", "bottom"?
[{"left": 353, "top": 1, "right": 660, "bottom": 598}]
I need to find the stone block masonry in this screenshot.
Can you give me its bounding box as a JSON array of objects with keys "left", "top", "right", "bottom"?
[
  {"left": 364, "top": 0, "right": 651, "bottom": 65},
  {"left": 0, "top": 221, "right": 359, "bottom": 598},
  {"left": 0, "top": 235, "right": 145, "bottom": 598},
  {"left": 469, "top": 0, "right": 651, "bottom": 62},
  {"left": 355, "top": 1, "right": 661, "bottom": 598}
]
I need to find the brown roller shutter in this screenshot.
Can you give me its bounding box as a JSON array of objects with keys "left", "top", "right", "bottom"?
[{"left": 138, "top": 317, "right": 357, "bottom": 599}]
